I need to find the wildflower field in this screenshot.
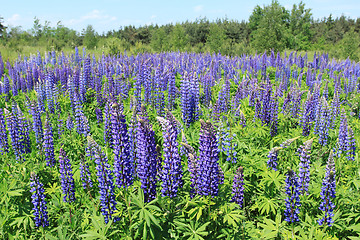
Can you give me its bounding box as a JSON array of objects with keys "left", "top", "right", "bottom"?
[{"left": 0, "top": 48, "right": 359, "bottom": 239}]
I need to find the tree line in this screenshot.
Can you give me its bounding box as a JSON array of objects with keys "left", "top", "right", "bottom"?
[{"left": 1, "top": 1, "right": 360, "bottom": 60}]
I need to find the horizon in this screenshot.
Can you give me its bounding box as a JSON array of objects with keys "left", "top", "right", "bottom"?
[{"left": 2, "top": 0, "right": 360, "bottom": 34}]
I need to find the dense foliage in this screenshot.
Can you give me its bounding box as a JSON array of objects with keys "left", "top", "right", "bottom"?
[
  {"left": 1, "top": 1, "right": 360, "bottom": 61},
  {"left": 0, "top": 48, "right": 359, "bottom": 240}
]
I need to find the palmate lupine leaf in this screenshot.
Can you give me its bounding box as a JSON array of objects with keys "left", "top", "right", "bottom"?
[
  {"left": 175, "top": 220, "right": 211, "bottom": 240},
  {"left": 129, "top": 189, "right": 162, "bottom": 239}
]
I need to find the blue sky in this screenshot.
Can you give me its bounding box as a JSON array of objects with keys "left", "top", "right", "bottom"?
[{"left": 2, "top": 0, "right": 360, "bottom": 34}]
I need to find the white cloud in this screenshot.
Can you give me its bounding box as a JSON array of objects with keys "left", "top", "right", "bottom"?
[
  {"left": 5, "top": 14, "right": 21, "bottom": 26},
  {"left": 146, "top": 15, "right": 157, "bottom": 25},
  {"left": 194, "top": 5, "right": 204, "bottom": 13},
  {"left": 65, "top": 10, "right": 117, "bottom": 26}
]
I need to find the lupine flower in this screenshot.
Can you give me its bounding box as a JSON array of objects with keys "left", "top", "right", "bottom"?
[
  {"left": 59, "top": 148, "right": 76, "bottom": 203},
  {"left": 43, "top": 120, "right": 56, "bottom": 166},
  {"left": 198, "top": 120, "right": 220, "bottom": 197},
  {"left": 66, "top": 115, "right": 74, "bottom": 131},
  {"left": 284, "top": 168, "right": 301, "bottom": 223},
  {"left": 336, "top": 110, "right": 348, "bottom": 157},
  {"left": 18, "top": 114, "right": 32, "bottom": 155},
  {"left": 136, "top": 109, "right": 158, "bottom": 202},
  {"left": 45, "top": 72, "right": 55, "bottom": 113},
  {"left": 128, "top": 108, "right": 137, "bottom": 178},
  {"left": 317, "top": 97, "right": 332, "bottom": 146},
  {"left": 30, "top": 173, "right": 49, "bottom": 228},
  {"left": 231, "top": 166, "right": 245, "bottom": 207},
  {"left": 167, "top": 70, "right": 177, "bottom": 110},
  {"left": 217, "top": 79, "right": 231, "bottom": 114},
  {"left": 104, "top": 101, "right": 113, "bottom": 147},
  {"left": 95, "top": 108, "right": 103, "bottom": 124},
  {"left": 29, "top": 100, "right": 44, "bottom": 146},
  {"left": 300, "top": 92, "right": 313, "bottom": 136},
  {"left": 87, "top": 136, "right": 118, "bottom": 223},
  {"left": 80, "top": 114, "right": 91, "bottom": 136},
  {"left": 318, "top": 152, "right": 336, "bottom": 226},
  {"left": 290, "top": 89, "right": 303, "bottom": 120},
  {"left": 181, "top": 71, "right": 200, "bottom": 126},
  {"left": 57, "top": 115, "right": 64, "bottom": 137},
  {"left": 297, "top": 139, "right": 313, "bottom": 194},
  {"left": 73, "top": 93, "right": 84, "bottom": 135},
  {"left": 181, "top": 141, "right": 199, "bottom": 197},
  {"left": 235, "top": 108, "right": 247, "bottom": 128},
  {"left": 279, "top": 136, "right": 300, "bottom": 149},
  {"left": 111, "top": 103, "right": 133, "bottom": 188},
  {"left": 254, "top": 98, "right": 262, "bottom": 121},
  {"left": 0, "top": 108, "right": 9, "bottom": 154},
  {"left": 270, "top": 93, "right": 279, "bottom": 136},
  {"left": 157, "top": 114, "right": 183, "bottom": 198},
  {"left": 6, "top": 109, "right": 23, "bottom": 160},
  {"left": 346, "top": 127, "right": 356, "bottom": 161},
  {"left": 267, "top": 147, "right": 281, "bottom": 171},
  {"left": 80, "top": 156, "right": 93, "bottom": 190},
  {"left": 217, "top": 121, "right": 237, "bottom": 163}
]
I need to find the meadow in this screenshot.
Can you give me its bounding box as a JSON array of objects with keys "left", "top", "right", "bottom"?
[{"left": 0, "top": 48, "right": 359, "bottom": 239}]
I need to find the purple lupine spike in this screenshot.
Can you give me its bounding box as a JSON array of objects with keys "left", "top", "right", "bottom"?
[
  {"left": 279, "top": 136, "right": 300, "bottom": 149},
  {"left": 0, "top": 108, "right": 9, "bottom": 154},
  {"left": 260, "top": 85, "right": 272, "bottom": 125},
  {"left": 95, "top": 108, "right": 103, "bottom": 124},
  {"left": 157, "top": 114, "right": 183, "bottom": 198},
  {"left": 5, "top": 109, "right": 22, "bottom": 160},
  {"left": 231, "top": 166, "right": 245, "bottom": 207},
  {"left": 181, "top": 141, "right": 199, "bottom": 197},
  {"left": 346, "top": 127, "right": 356, "bottom": 161},
  {"left": 3, "top": 75, "right": 10, "bottom": 95},
  {"left": 167, "top": 70, "right": 177, "bottom": 110},
  {"left": 80, "top": 156, "right": 93, "bottom": 190},
  {"left": 43, "top": 120, "right": 55, "bottom": 167},
  {"left": 104, "top": 101, "right": 113, "bottom": 147},
  {"left": 317, "top": 97, "right": 332, "bottom": 146},
  {"left": 318, "top": 152, "right": 336, "bottom": 226},
  {"left": 29, "top": 100, "right": 44, "bottom": 146},
  {"left": 198, "top": 120, "right": 220, "bottom": 197},
  {"left": 79, "top": 72, "right": 86, "bottom": 103},
  {"left": 80, "top": 114, "right": 90, "bottom": 136},
  {"left": 254, "top": 98, "right": 262, "bottom": 121},
  {"left": 136, "top": 108, "right": 158, "bottom": 202},
  {"left": 57, "top": 114, "right": 64, "bottom": 137},
  {"left": 87, "top": 136, "right": 119, "bottom": 223},
  {"left": 128, "top": 107, "right": 137, "bottom": 178},
  {"left": 267, "top": 147, "right": 281, "bottom": 171},
  {"left": 217, "top": 121, "right": 237, "bottom": 163},
  {"left": 284, "top": 168, "right": 301, "bottom": 223},
  {"left": 217, "top": 79, "right": 231, "bottom": 114},
  {"left": 111, "top": 103, "right": 133, "bottom": 188},
  {"left": 18, "top": 114, "right": 31, "bottom": 155},
  {"left": 336, "top": 110, "right": 348, "bottom": 157},
  {"left": 300, "top": 92, "right": 313, "bottom": 136},
  {"left": 59, "top": 148, "right": 76, "bottom": 203},
  {"left": 235, "top": 108, "right": 247, "bottom": 128},
  {"left": 297, "top": 139, "right": 313, "bottom": 194},
  {"left": 30, "top": 172, "right": 49, "bottom": 228},
  {"left": 181, "top": 71, "right": 200, "bottom": 126},
  {"left": 66, "top": 115, "right": 74, "bottom": 131},
  {"left": 84, "top": 55, "right": 91, "bottom": 88},
  {"left": 73, "top": 92, "right": 84, "bottom": 135},
  {"left": 282, "top": 92, "right": 291, "bottom": 114},
  {"left": 330, "top": 91, "right": 340, "bottom": 127},
  {"left": 290, "top": 89, "right": 303, "bottom": 120},
  {"left": 270, "top": 93, "right": 279, "bottom": 136},
  {"left": 45, "top": 71, "right": 55, "bottom": 114}
]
